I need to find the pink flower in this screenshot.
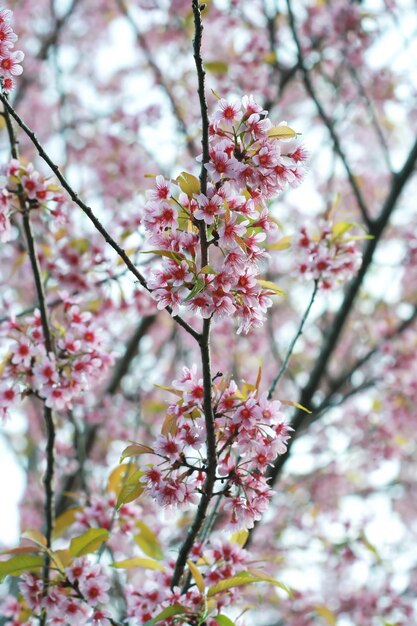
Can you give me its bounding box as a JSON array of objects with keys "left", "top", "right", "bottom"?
[
  {"left": 212, "top": 98, "right": 241, "bottom": 128},
  {"left": 11, "top": 337, "right": 32, "bottom": 368},
  {"left": 0, "top": 49, "right": 24, "bottom": 76},
  {"left": 154, "top": 434, "right": 181, "bottom": 462},
  {"left": 0, "top": 384, "right": 18, "bottom": 419},
  {"left": 194, "top": 193, "right": 223, "bottom": 224}
]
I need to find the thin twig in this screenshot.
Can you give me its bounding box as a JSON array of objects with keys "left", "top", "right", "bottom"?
[
  {"left": 285, "top": 0, "right": 373, "bottom": 230},
  {"left": 263, "top": 133, "right": 417, "bottom": 492},
  {"left": 55, "top": 314, "right": 157, "bottom": 516},
  {"left": 268, "top": 280, "right": 318, "bottom": 399},
  {"left": 0, "top": 93, "right": 200, "bottom": 342}
]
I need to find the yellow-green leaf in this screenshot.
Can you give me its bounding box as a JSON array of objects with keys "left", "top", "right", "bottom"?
[
  {"left": 246, "top": 569, "right": 293, "bottom": 597},
  {"left": 183, "top": 278, "right": 206, "bottom": 302},
  {"left": 207, "top": 571, "right": 292, "bottom": 598},
  {"left": 332, "top": 221, "right": 356, "bottom": 238},
  {"left": 108, "top": 464, "right": 138, "bottom": 495},
  {"left": 0, "top": 555, "right": 44, "bottom": 582},
  {"left": 154, "top": 384, "right": 183, "bottom": 397},
  {"left": 69, "top": 238, "right": 90, "bottom": 253},
  {"left": 230, "top": 529, "right": 249, "bottom": 548},
  {"left": 263, "top": 51, "right": 277, "bottom": 64},
  {"left": 315, "top": 604, "right": 337, "bottom": 626},
  {"left": 143, "top": 604, "right": 186, "bottom": 626},
  {"left": 53, "top": 507, "right": 83, "bottom": 539},
  {"left": 0, "top": 546, "right": 40, "bottom": 556},
  {"left": 142, "top": 249, "right": 185, "bottom": 262},
  {"left": 187, "top": 560, "right": 205, "bottom": 593},
  {"left": 52, "top": 549, "right": 72, "bottom": 570},
  {"left": 214, "top": 616, "right": 235, "bottom": 626},
  {"left": 177, "top": 171, "right": 200, "bottom": 196},
  {"left": 200, "top": 265, "right": 217, "bottom": 275},
  {"left": 134, "top": 521, "right": 163, "bottom": 560},
  {"left": 111, "top": 557, "right": 165, "bottom": 571},
  {"left": 120, "top": 444, "right": 155, "bottom": 463},
  {"left": 21, "top": 530, "right": 47, "bottom": 548},
  {"left": 266, "top": 235, "right": 292, "bottom": 251},
  {"left": 69, "top": 528, "right": 109, "bottom": 557},
  {"left": 116, "top": 469, "right": 145, "bottom": 510},
  {"left": 268, "top": 125, "right": 298, "bottom": 139},
  {"left": 281, "top": 400, "right": 312, "bottom": 414},
  {"left": 257, "top": 279, "right": 286, "bottom": 296},
  {"left": 204, "top": 61, "right": 228, "bottom": 74}
]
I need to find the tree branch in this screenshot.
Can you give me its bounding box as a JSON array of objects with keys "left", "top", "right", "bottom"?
[
  {"left": 285, "top": 0, "right": 373, "bottom": 230},
  {"left": 55, "top": 314, "right": 157, "bottom": 516},
  {"left": 3, "top": 97, "right": 56, "bottom": 625},
  {"left": 268, "top": 280, "right": 318, "bottom": 399},
  {"left": 265, "top": 133, "right": 417, "bottom": 490},
  {"left": 0, "top": 93, "right": 200, "bottom": 342},
  {"left": 171, "top": 1, "right": 216, "bottom": 590}
]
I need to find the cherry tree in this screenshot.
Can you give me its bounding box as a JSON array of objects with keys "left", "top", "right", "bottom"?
[{"left": 0, "top": 1, "right": 416, "bottom": 625}]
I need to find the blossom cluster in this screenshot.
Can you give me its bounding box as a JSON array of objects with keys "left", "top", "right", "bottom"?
[
  {"left": 0, "top": 8, "right": 24, "bottom": 92},
  {"left": 294, "top": 221, "right": 362, "bottom": 290},
  {"left": 0, "top": 557, "right": 112, "bottom": 626},
  {"left": 302, "top": 0, "right": 371, "bottom": 66},
  {"left": 0, "top": 159, "right": 66, "bottom": 242},
  {"left": 144, "top": 96, "right": 307, "bottom": 333},
  {"left": 74, "top": 493, "right": 143, "bottom": 536},
  {"left": 126, "top": 540, "right": 248, "bottom": 624},
  {"left": 0, "top": 297, "right": 114, "bottom": 418},
  {"left": 133, "top": 366, "right": 291, "bottom": 530}
]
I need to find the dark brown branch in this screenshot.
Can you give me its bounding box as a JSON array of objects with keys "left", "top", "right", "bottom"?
[
  {"left": 285, "top": 0, "right": 373, "bottom": 230},
  {"left": 266, "top": 133, "right": 417, "bottom": 489},
  {"left": 0, "top": 93, "right": 200, "bottom": 343},
  {"left": 316, "top": 303, "right": 417, "bottom": 416},
  {"left": 3, "top": 98, "right": 56, "bottom": 625},
  {"left": 171, "top": 1, "right": 216, "bottom": 590},
  {"left": 55, "top": 314, "right": 157, "bottom": 516}
]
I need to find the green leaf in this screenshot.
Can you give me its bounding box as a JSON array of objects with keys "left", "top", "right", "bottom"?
[
  {"left": 143, "top": 604, "right": 187, "bottom": 626},
  {"left": 111, "top": 557, "right": 166, "bottom": 571},
  {"left": 183, "top": 278, "right": 206, "bottom": 302},
  {"left": 116, "top": 469, "right": 145, "bottom": 510},
  {"left": 204, "top": 61, "right": 228, "bottom": 74},
  {"left": 0, "top": 554, "right": 44, "bottom": 582},
  {"left": 69, "top": 528, "right": 109, "bottom": 557},
  {"left": 120, "top": 443, "right": 155, "bottom": 463},
  {"left": 214, "top": 616, "right": 235, "bottom": 626},
  {"left": 177, "top": 171, "right": 200, "bottom": 196}
]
